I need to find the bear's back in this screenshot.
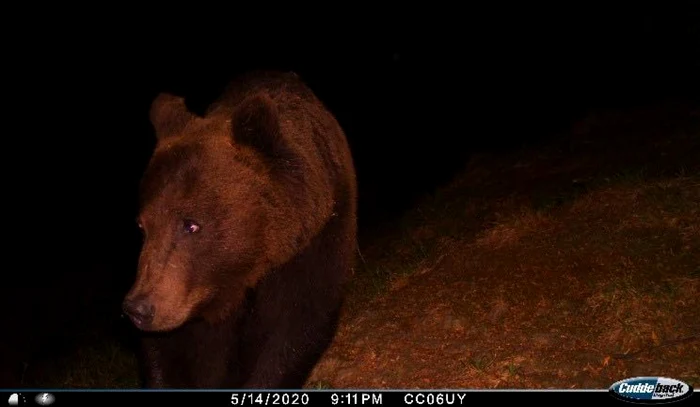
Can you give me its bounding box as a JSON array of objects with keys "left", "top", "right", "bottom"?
[{"left": 211, "top": 70, "right": 356, "bottom": 202}]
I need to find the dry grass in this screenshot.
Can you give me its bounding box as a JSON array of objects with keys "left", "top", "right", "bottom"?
[{"left": 309, "top": 103, "right": 700, "bottom": 389}]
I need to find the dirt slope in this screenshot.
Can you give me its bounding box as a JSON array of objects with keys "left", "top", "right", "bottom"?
[{"left": 306, "top": 103, "right": 700, "bottom": 389}]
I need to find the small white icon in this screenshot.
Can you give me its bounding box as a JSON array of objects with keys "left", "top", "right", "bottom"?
[
  {"left": 7, "top": 393, "right": 18, "bottom": 406},
  {"left": 35, "top": 393, "right": 54, "bottom": 406}
]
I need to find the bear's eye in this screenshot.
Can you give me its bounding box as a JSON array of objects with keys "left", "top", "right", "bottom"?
[{"left": 183, "top": 220, "right": 200, "bottom": 234}]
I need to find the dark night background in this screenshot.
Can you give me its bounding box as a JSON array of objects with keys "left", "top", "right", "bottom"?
[{"left": 2, "top": 6, "right": 699, "bottom": 387}]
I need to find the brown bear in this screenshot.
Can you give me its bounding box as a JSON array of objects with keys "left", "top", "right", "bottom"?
[{"left": 122, "top": 71, "right": 357, "bottom": 389}]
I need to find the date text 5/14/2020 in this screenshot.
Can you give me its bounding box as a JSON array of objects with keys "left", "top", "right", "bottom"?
[{"left": 229, "top": 392, "right": 384, "bottom": 405}]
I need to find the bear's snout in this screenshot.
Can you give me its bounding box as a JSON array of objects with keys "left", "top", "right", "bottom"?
[{"left": 122, "top": 295, "right": 155, "bottom": 329}]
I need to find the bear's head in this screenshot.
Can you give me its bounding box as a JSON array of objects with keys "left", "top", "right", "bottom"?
[{"left": 123, "top": 91, "right": 306, "bottom": 332}]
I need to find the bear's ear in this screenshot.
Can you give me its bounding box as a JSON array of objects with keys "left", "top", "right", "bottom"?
[
  {"left": 149, "top": 93, "right": 194, "bottom": 139},
  {"left": 231, "top": 94, "right": 292, "bottom": 164}
]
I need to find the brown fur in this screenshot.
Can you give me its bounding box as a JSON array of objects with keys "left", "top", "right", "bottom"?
[{"left": 124, "top": 71, "right": 357, "bottom": 388}]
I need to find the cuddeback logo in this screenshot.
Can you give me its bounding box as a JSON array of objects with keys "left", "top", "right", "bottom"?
[{"left": 610, "top": 377, "right": 693, "bottom": 404}]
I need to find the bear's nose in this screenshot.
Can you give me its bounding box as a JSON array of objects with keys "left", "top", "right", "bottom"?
[{"left": 122, "top": 296, "right": 155, "bottom": 327}]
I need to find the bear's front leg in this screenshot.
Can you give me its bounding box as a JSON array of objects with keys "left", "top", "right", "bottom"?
[
  {"left": 240, "top": 305, "right": 342, "bottom": 389},
  {"left": 139, "top": 319, "right": 242, "bottom": 388}
]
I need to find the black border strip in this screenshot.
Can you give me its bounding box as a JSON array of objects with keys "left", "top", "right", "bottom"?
[{"left": 2, "top": 389, "right": 697, "bottom": 406}]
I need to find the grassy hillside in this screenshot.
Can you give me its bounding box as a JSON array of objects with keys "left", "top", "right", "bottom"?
[{"left": 308, "top": 103, "right": 700, "bottom": 388}]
